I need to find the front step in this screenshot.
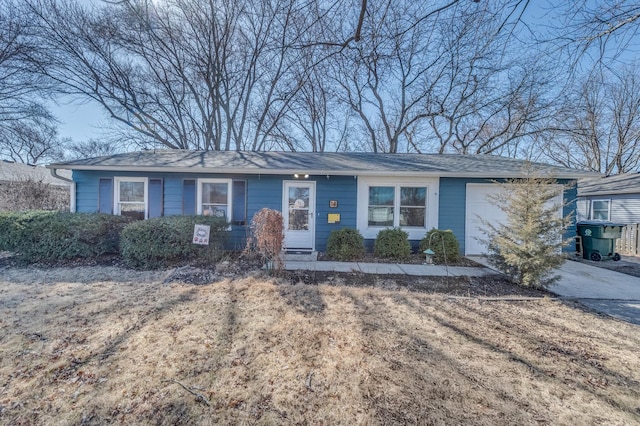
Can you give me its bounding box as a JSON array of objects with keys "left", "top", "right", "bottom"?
[{"left": 283, "top": 251, "right": 318, "bottom": 262}]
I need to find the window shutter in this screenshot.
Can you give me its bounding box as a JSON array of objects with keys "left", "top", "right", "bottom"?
[
  {"left": 149, "top": 178, "right": 163, "bottom": 218},
  {"left": 98, "top": 178, "right": 113, "bottom": 214},
  {"left": 183, "top": 179, "right": 196, "bottom": 215},
  {"left": 232, "top": 180, "right": 247, "bottom": 225}
]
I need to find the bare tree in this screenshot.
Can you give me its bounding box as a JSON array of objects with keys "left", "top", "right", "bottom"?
[
  {"left": 1, "top": 118, "right": 66, "bottom": 164},
  {"left": 331, "top": 0, "right": 546, "bottom": 154},
  {"left": 26, "top": 0, "right": 311, "bottom": 151},
  {"left": 21, "top": 0, "right": 562, "bottom": 157},
  {"left": 65, "top": 138, "right": 123, "bottom": 160},
  {"left": 543, "top": 67, "right": 640, "bottom": 175},
  {"left": 550, "top": 1, "right": 640, "bottom": 68},
  {"left": 0, "top": 0, "right": 62, "bottom": 164}
]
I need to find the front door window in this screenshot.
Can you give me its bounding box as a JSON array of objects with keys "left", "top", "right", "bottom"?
[{"left": 288, "top": 187, "right": 310, "bottom": 230}]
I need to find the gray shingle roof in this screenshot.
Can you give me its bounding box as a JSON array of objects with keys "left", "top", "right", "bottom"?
[
  {"left": 578, "top": 173, "right": 640, "bottom": 196},
  {"left": 1, "top": 160, "right": 71, "bottom": 186},
  {"left": 47, "top": 150, "right": 595, "bottom": 178}
]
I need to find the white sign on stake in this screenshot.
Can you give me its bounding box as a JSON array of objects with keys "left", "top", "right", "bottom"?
[{"left": 193, "top": 224, "right": 211, "bottom": 245}]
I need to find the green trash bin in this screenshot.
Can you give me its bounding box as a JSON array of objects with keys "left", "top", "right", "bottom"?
[{"left": 576, "top": 221, "right": 623, "bottom": 262}]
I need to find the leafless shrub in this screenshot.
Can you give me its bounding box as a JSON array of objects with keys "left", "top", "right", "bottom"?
[
  {"left": 0, "top": 178, "right": 69, "bottom": 211},
  {"left": 246, "top": 208, "right": 284, "bottom": 274}
]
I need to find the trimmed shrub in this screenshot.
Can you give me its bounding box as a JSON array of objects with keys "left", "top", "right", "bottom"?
[
  {"left": 120, "top": 215, "right": 229, "bottom": 269},
  {"left": 374, "top": 228, "right": 411, "bottom": 261},
  {"left": 419, "top": 228, "right": 460, "bottom": 264},
  {"left": 0, "top": 211, "right": 130, "bottom": 263},
  {"left": 326, "top": 228, "right": 365, "bottom": 261}
]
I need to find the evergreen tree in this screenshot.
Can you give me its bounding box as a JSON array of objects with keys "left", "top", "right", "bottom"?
[{"left": 481, "top": 171, "right": 572, "bottom": 289}]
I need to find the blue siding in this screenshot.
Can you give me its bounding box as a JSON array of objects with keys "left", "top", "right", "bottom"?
[
  {"left": 74, "top": 170, "right": 101, "bottom": 213},
  {"left": 72, "top": 170, "right": 358, "bottom": 252},
  {"left": 73, "top": 170, "right": 576, "bottom": 254},
  {"left": 314, "top": 176, "right": 358, "bottom": 251},
  {"left": 438, "top": 178, "right": 473, "bottom": 253},
  {"left": 439, "top": 177, "right": 578, "bottom": 254},
  {"left": 149, "top": 178, "right": 163, "bottom": 217},
  {"left": 98, "top": 178, "right": 113, "bottom": 214}
]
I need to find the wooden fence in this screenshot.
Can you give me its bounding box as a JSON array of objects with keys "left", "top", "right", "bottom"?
[{"left": 616, "top": 224, "right": 640, "bottom": 256}]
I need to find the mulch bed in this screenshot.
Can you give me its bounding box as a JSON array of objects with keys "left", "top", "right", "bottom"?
[{"left": 317, "top": 252, "right": 482, "bottom": 267}]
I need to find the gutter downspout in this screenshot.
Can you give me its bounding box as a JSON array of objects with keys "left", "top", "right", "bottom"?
[{"left": 50, "top": 168, "right": 76, "bottom": 213}]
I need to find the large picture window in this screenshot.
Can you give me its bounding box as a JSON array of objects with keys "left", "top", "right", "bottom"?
[
  {"left": 358, "top": 177, "right": 438, "bottom": 240},
  {"left": 367, "top": 185, "right": 427, "bottom": 228},
  {"left": 114, "top": 177, "right": 147, "bottom": 220}
]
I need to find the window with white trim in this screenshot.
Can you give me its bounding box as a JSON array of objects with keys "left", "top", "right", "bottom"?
[
  {"left": 357, "top": 177, "right": 438, "bottom": 240},
  {"left": 367, "top": 185, "right": 427, "bottom": 228},
  {"left": 368, "top": 186, "right": 394, "bottom": 226},
  {"left": 590, "top": 199, "right": 610, "bottom": 220},
  {"left": 197, "top": 178, "right": 233, "bottom": 219},
  {"left": 114, "top": 177, "right": 148, "bottom": 220}
]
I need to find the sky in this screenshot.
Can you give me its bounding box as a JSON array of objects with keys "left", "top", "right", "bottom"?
[
  {"left": 53, "top": 98, "right": 107, "bottom": 143},
  {"left": 50, "top": 0, "right": 105, "bottom": 144}
]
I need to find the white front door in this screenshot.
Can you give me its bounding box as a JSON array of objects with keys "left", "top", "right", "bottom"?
[{"left": 283, "top": 181, "right": 315, "bottom": 250}]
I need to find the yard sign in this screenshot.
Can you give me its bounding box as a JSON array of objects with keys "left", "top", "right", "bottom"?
[{"left": 193, "top": 224, "right": 210, "bottom": 245}]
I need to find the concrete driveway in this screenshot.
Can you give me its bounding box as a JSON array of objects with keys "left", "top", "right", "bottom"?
[
  {"left": 550, "top": 260, "right": 640, "bottom": 325},
  {"left": 470, "top": 256, "right": 640, "bottom": 325}
]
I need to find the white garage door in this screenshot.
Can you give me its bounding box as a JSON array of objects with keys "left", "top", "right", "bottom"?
[{"left": 464, "top": 183, "right": 563, "bottom": 255}]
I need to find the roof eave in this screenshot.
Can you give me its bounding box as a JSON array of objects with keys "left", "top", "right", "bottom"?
[
  {"left": 578, "top": 190, "right": 640, "bottom": 197},
  {"left": 46, "top": 164, "right": 590, "bottom": 179}
]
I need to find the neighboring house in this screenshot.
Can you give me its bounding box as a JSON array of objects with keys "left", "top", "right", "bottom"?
[
  {"left": 0, "top": 159, "right": 71, "bottom": 185},
  {"left": 0, "top": 160, "right": 72, "bottom": 211},
  {"left": 47, "top": 151, "right": 592, "bottom": 255},
  {"left": 577, "top": 173, "right": 640, "bottom": 224}
]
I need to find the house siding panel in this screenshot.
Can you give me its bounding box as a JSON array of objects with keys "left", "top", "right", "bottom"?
[
  {"left": 164, "top": 176, "right": 186, "bottom": 216},
  {"left": 576, "top": 198, "right": 589, "bottom": 222},
  {"left": 612, "top": 197, "right": 640, "bottom": 223},
  {"left": 74, "top": 170, "right": 100, "bottom": 213},
  {"left": 71, "top": 170, "right": 577, "bottom": 254},
  {"left": 314, "top": 176, "right": 358, "bottom": 252},
  {"left": 563, "top": 184, "right": 578, "bottom": 252},
  {"left": 579, "top": 194, "right": 640, "bottom": 224}
]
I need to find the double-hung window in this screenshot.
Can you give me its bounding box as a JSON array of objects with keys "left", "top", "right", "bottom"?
[
  {"left": 198, "top": 179, "right": 232, "bottom": 219},
  {"left": 368, "top": 187, "right": 395, "bottom": 226},
  {"left": 399, "top": 187, "right": 426, "bottom": 227},
  {"left": 590, "top": 200, "right": 610, "bottom": 220},
  {"left": 114, "top": 177, "right": 148, "bottom": 220},
  {"left": 184, "top": 178, "right": 247, "bottom": 225}
]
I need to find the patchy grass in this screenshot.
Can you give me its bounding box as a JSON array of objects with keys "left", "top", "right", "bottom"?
[{"left": 0, "top": 266, "right": 639, "bottom": 425}]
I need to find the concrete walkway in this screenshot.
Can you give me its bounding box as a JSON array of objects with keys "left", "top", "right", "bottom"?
[{"left": 284, "top": 260, "right": 493, "bottom": 277}]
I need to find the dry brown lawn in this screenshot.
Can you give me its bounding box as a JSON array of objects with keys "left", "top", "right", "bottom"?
[{"left": 0, "top": 266, "right": 639, "bottom": 425}]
